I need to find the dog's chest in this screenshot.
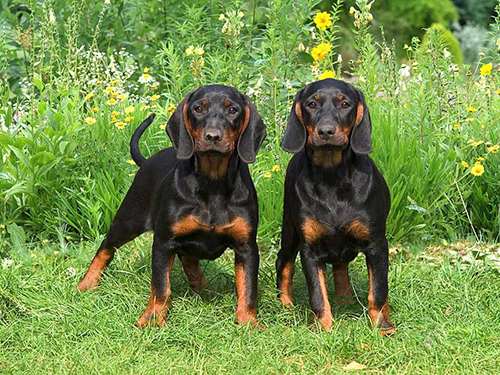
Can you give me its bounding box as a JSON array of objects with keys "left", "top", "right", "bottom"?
[{"left": 169, "top": 195, "right": 251, "bottom": 252}]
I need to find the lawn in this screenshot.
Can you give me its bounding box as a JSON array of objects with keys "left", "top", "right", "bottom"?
[{"left": 1, "top": 237, "right": 499, "bottom": 374}]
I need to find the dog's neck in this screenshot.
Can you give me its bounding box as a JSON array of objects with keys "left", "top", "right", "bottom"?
[
  {"left": 307, "top": 147, "right": 351, "bottom": 169},
  {"left": 194, "top": 152, "right": 238, "bottom": 182}
]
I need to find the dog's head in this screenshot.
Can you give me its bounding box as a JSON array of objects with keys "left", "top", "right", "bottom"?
[
  {"left": 166, "top": 85, "right": 266, "bottom": 163},
  {"left": 282, "top": 79, "right": 372, "bottom": 155}
]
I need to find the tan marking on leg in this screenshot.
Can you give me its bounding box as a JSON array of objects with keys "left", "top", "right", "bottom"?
[
  {"left": 279, "top": 262, "right": 295, "bottom": 306},
  {"left": 333, "top": 263, "right": 354, "bottom": 305},
  {"left": 180, "top": 256, "right": 211, "bottom": 293},
  {"left": 77, "top": 248, "right": 115, "bottom": 291},
  {"left": 235, "top": 262, "right": 258, "bottom": 326},
  {"left": 316, "top": 268, "right": 333, "bottom": 332},
  {"left": 368, "top": 268, "right": 395, "bottom": 335},
  {"left": 302, "top": 217, "right": 326, "bottom": 244},
  {"left": 312, "top": 149, "right": 343, "bottom": 168},
  {"left": 136, "top": 252, "right": 175, "bottom": 327},
  {"left": 345, "top": 219, "right": 370, "bottom": 240}
]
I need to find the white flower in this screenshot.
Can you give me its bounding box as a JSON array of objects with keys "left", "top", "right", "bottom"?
[
  {"left": 105, "top": 0, "right": 111, "bottom": 4},
  {"left": 443, "top": 48, "right": 451, "bottom": 59},
  {"left": 49, "top": 9, "right": 56, "bottom": 23},
  {"left": 337, "top": 54, "right": 343, "bottom": 63},
  {"left": 219, "top": 13, "right": 225, "bottom": 21},
  {"left": 66, "top": 267, "right": 76, "bottom": 277},
  {"left": 399, "top": 64, "right": 410, "bottom": 78},
  {"left": 2, "top": 259, "right": 14, "bottom": 267}
]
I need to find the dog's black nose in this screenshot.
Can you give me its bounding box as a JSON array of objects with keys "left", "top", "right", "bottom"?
[
  {"left": 318, "top": 125, "right": 335, "bottom": 140},
  {"left": 204, "top": 129, "right": 222, "bottom": 143}
]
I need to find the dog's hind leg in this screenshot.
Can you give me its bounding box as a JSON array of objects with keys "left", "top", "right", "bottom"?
[
  {"left": 77, "top": 187, "right": 150, "bottom": 291},
  {"left": 276, "top": 214, "right": 300, "bottom": 306}
]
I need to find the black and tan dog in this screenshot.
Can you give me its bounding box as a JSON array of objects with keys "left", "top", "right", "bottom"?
[
  {"left": 276, "top": 79, "right": 394, "bottom": 335},
  {"left": 78, "top": 84, "right": 266, "bottom": 328}
]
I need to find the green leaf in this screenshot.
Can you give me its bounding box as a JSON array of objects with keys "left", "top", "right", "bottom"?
[
  {"left": 33, "top": 73, "right": 44, "bottom": 91},
  {"left": 8, "top": 145, "right": 31, "bottom": 170},
  {"left": 6, "top": 223, "right": 26, "bottom": 251},
  {"left": 297, "top": 52, "right": 314, "bottom": 64}
]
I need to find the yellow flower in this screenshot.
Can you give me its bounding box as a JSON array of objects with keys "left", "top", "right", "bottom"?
[
  {"left": 465, "top": 118, "right": 473, "bottom": 122},
  {"left": 110, "top": 79, "right": 120, "bottom": 84},
  {"left": 111, "top": 116, "right": 118, "bottom": 123},
  {"left": 467, "top": 139, "right": 474, "bottom": 144},
  {"left": 91, "top": 107, "right": 99, "bottom": 114},
  {"left": 125, "top": 106, "right": 135, "bottom": 115},
  {"left": 461, "top": 161, "right": 469, "bottom": 168},
  {"left": 441, "top": 239, "right": 449, "bottom": 247},
  {"left": 272, "top": 165, "right": 280, "bottom": 172},
  {"left": 466, "top": 106, "right": 477, "bottom": 112},
  {"left": 84, "top": 117, "right": 96, "bottom": 125},
  {"left": 403, "top": 103, "right": 408, "bottom": 109},
  {"left": 144, "top": 67, "right": 149, "bottom": 73},
  {"left": 349, "top": 6, "right": 356, "bottom": 15},
  {"left": 471, "top": 163, "right": 485, "bottom": 176},
  {"left": 0, "top": 224, "right": 5, "bottom": 229},
  {"left": 311, "top": 42, "right": 331, "bottom": 61},
  {"left": 488, "top": 144, "right": 499, "bottom": 153},
  {"left": 185, "top": 45, "right": 194, "bottom": 56},
  {"left": 480, "top": 63, "right": 492, "bottom": 76},
  {"left": 118, "top": 93, "right": 129, "bottom": 100},
  {"left": 318, "top": 70, "right": 336, "bottom": 80},
  {"left": 42, "top": 239, "right": 49, "bottom": 243},
  {"left": 477, "top": 156, "right": 485, "bottom": 161},
  {"left": 150, "top": 94, "right": 160, "bottom": 101},
  {"left": 115, "top": 121, "right": 125, "bottom": 130},
  {"left": 453, "top": 124, "right": 461, "bottom": 130},
  {"left": 140, "top": 105, "right": 149, "bottom": 111},
  {"left": 194, "top": 46, "right": 205, "bottom": 55},
  {"left": 264, "top": 171, "right": 272, "bottom": 178},
  {"left": 159, "top": 124, "right": 167, "bottom": 130},
  {"left": 168, "top": 104, "right": 176, "bottom": 114},
  {"left": 107, "top": 98, "right": 117, "bottom": 105},
  {"left": 30, "top": 253, "right": 37, "bottom": 258},
  {"left": 111, "top": 111, "right": 120, "bottom": 116},
  {"left": 126, "top": 159, "right": 136, "bottom": 165},
  {"left": 497, "top": 89, "right": 500, "bottom": 95},
  {"left": 53, "top": 250, "right": 60, "bottom": 255},
  {"left": 111, "top": 92, "right": 118, "bottom": 99},
  {"left": 105, "top": 86, "right": 115, "bottom": 94},
  {"left": 472, "top": 140, "right": 484, "bottom": 147},
  {"left": 84, "top": 92, "right": 94, "bottom": 100},
  {"left": 124, "top": 116, "right": 134, "bottom": 122},
  {"left": 314, "top": 11, "right": 332, "bottom": 31}
]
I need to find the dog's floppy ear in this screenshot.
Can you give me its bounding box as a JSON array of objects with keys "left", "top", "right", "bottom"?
[
  {"left": 281, "top": 89, "right": 306, "bottom": 153},
  {"left": 166, "top": 89, "right": 198, "bottom": 159},
  {"left": 351, "top": 89, "right": 372, "bottom": 155},
  {"left": 237, "top": 95, "right": 266, "bottom": 164}
]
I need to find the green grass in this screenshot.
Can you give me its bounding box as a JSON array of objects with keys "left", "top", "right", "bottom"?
[{"left": 1, "top": 237, "right": 499, "bottom": 374}]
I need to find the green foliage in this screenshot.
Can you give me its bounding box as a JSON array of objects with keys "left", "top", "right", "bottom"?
[
  {"left": 373, "top": 0, "right": 458, "bottom": 50},
  {"left": 0, "top": 0, "right": 499, "bottom": 247},
  {"left": 453, "top": 0, "right": 498, "bottom": 27},
  {"left": 423, "top": 23, "right": 464, "bottom": 64}
]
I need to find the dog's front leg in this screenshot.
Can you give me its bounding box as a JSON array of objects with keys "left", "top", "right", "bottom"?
[
  {"left": 234, "top": 242, "right": 261, "bottom": 328},
  {"left": 300, "top": 248, "right": 333, "bottom": 332},
  {"left": 136, "top": 235, "right": 175, "bottom": 327},
  {"left": 365, "top": 238, "right": 395, "bottom": 335}
]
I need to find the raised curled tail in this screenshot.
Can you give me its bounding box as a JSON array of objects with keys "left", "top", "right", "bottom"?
[{"left": 130, "top": 114, "right": 156, "bottom": 167}]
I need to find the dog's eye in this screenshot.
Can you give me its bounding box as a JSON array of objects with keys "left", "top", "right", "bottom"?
[
  {"left": 194, "top": 106, "right": 203, "bottom": 113},
  {"left": 228, "top": 107, "right": 238, "bottom": 114},
  {"left": 307, "top": 101, "right": 317, "bottom": 109},
  {"left": 341, "top": 101, "right": 350, "bottom": 109}
]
